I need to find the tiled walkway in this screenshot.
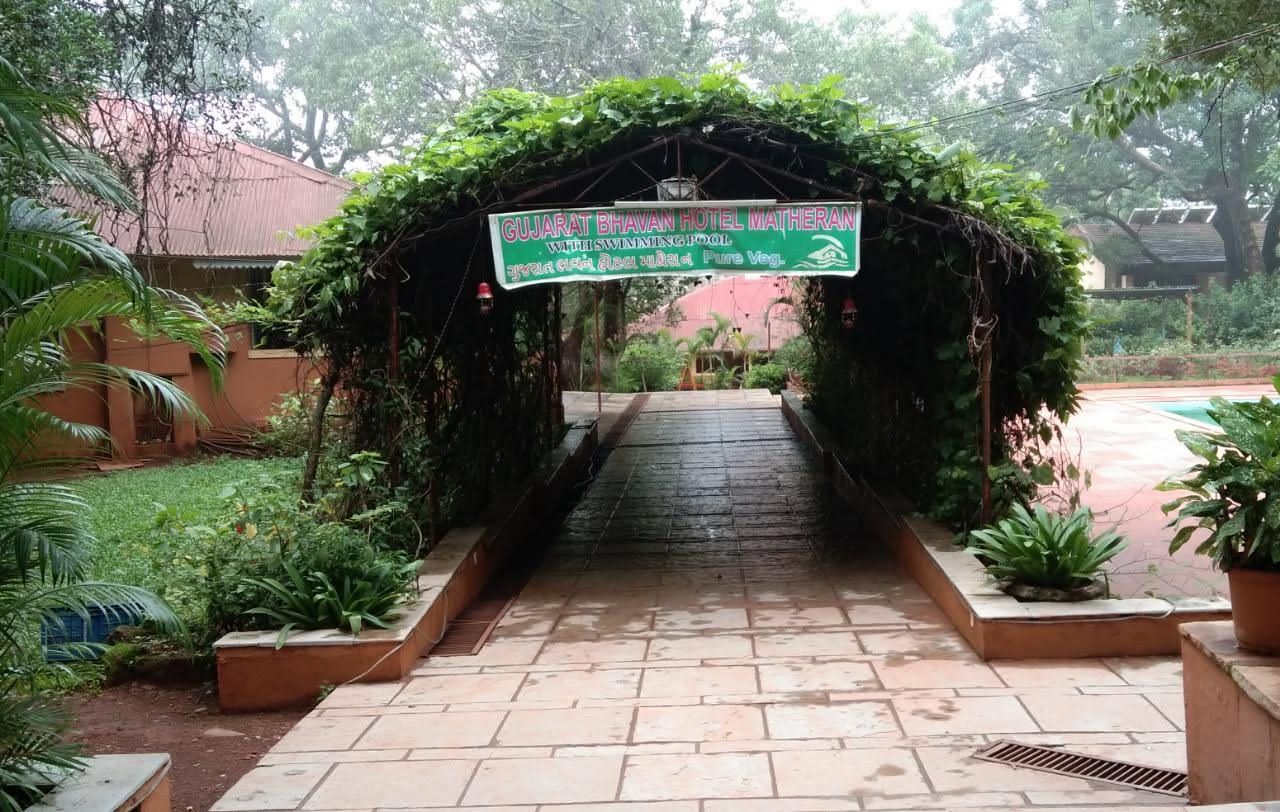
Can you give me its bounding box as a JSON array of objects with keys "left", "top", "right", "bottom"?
[
  {"left": 1073, "top": 384, "right": 1272, "bottom": 599},
  {"left": 216, "top": 394, "right": 1190, "bottom": 811}
]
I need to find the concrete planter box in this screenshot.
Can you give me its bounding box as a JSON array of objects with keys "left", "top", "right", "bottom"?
[
  {"left": 29, "top": 754, "right": 171, "bottom": 812},
  {"left": 214, "top": 420, "right": 597, "bottom": 711},
  {"left": 1182, "top": 621, "right": 1280, "bottom": 805},
  {"left": 781, "top": 390, "right": 1230, "bottom": 660}
]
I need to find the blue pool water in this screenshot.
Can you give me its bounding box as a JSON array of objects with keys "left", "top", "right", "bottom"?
[{"left": 1152, "top": 400, "right": 1250, "bottom": 425}]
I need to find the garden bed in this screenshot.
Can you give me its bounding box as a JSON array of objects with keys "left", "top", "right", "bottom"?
[
  {"left": 213, "top": 418, "right": 597, "bottom": 711},
  {"left": 781, "top": 390, "right": 1231, "bottom": 659}
]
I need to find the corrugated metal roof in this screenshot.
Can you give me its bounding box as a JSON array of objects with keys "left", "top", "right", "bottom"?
[
  {"left": 1074, "top": 221, "right": 1267, "bottom": 267},
  {"left": 65, "top": 100, "right": 354, "bottom": 259},
  {"left": 630, "top": 276, "right": 803, "bottom": 352}
]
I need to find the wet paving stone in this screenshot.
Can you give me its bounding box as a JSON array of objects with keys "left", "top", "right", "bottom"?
[{"left": 217, "top": 393, "right": 1189, "bottom": 811}]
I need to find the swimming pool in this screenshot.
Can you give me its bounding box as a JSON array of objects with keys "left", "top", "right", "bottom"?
[{"left": 1151, "top": 400, "right": 1244, "bottom": 425}]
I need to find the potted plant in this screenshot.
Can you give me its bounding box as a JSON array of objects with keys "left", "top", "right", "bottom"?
[
  {"left": 967, "top": 504, "right": 1127, "bottom": 602},
  {"left": 1160, "top": 383, "right": 1280, "bottom": 652}
]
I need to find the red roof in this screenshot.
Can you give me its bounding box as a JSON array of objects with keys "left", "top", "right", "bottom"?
[
  {"left": 630, "top": 276, "right": 803, "bottom": 352},
  {"left": 68, "top": 99, "right": 354, "bottom": 260}
]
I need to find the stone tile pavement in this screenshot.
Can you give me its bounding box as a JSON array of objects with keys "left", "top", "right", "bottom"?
[
  {"left": 1072, "top": 384, "right": 1272, "bottom": 599},
  {"left": 215, "top": 394, "right": 1192, "bottom": 811}
]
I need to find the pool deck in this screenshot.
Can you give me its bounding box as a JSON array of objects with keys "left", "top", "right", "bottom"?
[{"left": 1071, "top": 383, "right": 1273, "bottom": 600}]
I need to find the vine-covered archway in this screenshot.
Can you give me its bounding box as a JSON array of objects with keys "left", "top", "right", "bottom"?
[{"left": 274, "top": 74, "right": 1088, "bottom": 541}]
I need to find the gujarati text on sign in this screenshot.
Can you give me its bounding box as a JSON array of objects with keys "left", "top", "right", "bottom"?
[{"left": 487, "top": 203, "right": 861, "bottom": 289}]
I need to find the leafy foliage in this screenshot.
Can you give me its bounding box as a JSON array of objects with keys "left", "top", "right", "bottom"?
[
  {"left": 1159, "top": 380, "right": 1280, "bottom": 572},
  {"left": 246, "top": 552, "right": 419, "bottom": 647},
  {"left": 968, "top": 504, "right": 1127, "bottom": 589},
  {"left": 271, "top": 73, "right": 1086, "bottom": 533},
  {"left": 772, "top": 336, "right": 814, "bottom": 383},
  {"left": 744, "top": 362, "right": 788, "bottom": 394},
  {"left": 78, "top": 456, "right": 297, "bottom": 626},
  {"left": 153, "top": 461, "right": 419, "bottom": 642},
  {"left": 1087, "top": 277, "right": 1280, "bottom": 358},
  {"left": 0, "top": 58, "right": 216, "bottom": 809},
  {"left": 615, "top": 332, "right": 684, "bottom": 393}
]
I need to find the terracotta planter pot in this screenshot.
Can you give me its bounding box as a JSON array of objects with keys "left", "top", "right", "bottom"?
[{"left": 1227, "top": 568, "right": 1280, "bottom": 654}]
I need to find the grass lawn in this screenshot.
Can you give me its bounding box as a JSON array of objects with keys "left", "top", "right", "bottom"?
[{"left": 77, "top": 455, "right": 301, "bottom": 624}]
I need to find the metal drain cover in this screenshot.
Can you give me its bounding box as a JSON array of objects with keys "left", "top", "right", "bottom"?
[{"left": 973, "top": 739, "right": 1188, "bottom": 797}]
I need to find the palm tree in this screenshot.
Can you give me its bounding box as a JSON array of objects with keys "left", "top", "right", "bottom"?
[
  {"left": 724, "top": 327, "right": 758, "bottom": 374},
  {"left": 0, "top": 57, "right": 223, "bottom": 809},
  {"left": 676, "top": 311, "right": 732, "bottom": 389}
]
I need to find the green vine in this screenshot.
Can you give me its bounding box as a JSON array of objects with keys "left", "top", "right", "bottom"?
[{"left": 271, "top": 72, "right": 1088, "bottom": 536}]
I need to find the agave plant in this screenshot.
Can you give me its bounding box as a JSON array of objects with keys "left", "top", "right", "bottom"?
[
  {"left": 0, "top": 57, "right": 224, "bottom": 809},
  {"left": 967, "top": 504, "right": 1127, "bottom": 590}
]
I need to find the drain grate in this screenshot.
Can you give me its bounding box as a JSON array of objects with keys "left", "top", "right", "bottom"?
[
  {"left": 428, "top": 560, "right": 536, "bottom": 657},
  {"left": 428, "top": 595, "right": 519, "bottom": 656},
  {"left": 973, "top": 740, "right": 1188, "bottom": 797}
]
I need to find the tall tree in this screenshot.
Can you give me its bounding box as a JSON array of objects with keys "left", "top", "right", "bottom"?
[
  {"left": 1124, "top": 0, "right": 1280, "bottom": 274},
  {"left": 949, "top": 0, "right": 1280, "bottom": 277},
  {"left": 0, "top": 0, "right": 258, "bottom": 260},
  {"left": 245, "top": 0, "right": 959, "bottom": 171}
]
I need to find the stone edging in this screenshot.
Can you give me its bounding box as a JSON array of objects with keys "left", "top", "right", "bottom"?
[
  {"left": 29, "top": 754, "right": 171, "bottom": 812},
  {"left": 1180, "top": 620, "right": 1280, "bottom": 805},
  {"left": 1181, "top": 620, "right": 1280, "bottom": 721},
  {"left": 780, "top": 390, "right": 1230, "bottom": 660},
  {"left": 214, "top": 419, "right": 598, "bottom": 711},
  {"left": 1079, "top": 378, "right": 1272, "bottom": 391}
]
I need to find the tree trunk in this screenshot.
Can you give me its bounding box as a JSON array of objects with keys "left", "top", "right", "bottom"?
[
  {"left": 1264, "top": 192, "right": 1280, "bottom": 276},
  {"left": 601, "top": 280, "right": 626, "bottom": 346},
  {"left": 300, "top": 364, "right": 340, "bottom": 503},
  {"left": 559, "top": 285, "right": 588, "bottom": 390},
  {"left": 1210, "top": 186, "right": 1265, "bottom": 278}
]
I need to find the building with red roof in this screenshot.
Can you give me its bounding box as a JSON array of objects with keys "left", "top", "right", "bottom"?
[
  {"left": 43, "top": 107, "right": 350, "bottom": 458},
  {"left": 630, "top": 275, "right": 804, "bottom": 353}
]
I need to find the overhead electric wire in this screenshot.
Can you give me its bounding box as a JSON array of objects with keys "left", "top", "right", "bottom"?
[{"left": 808, "top": 21, "right": 1280, "bottom": 147}]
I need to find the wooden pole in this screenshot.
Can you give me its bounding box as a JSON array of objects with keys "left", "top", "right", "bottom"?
[
  {"left": 552, "top": 286, "right": 564, "bottom": 428},
  {"left": 387, "top": 271, "right": 401, "bottom": 488},
  {"left": 594, "top": 282, "right": 603, "bottom": 413},
  {"left": 979, "top": 264, "right": 994, "bottom": 526},
  {"left": 1185, "top": 291, "right": 1194, "bottom": 344}
]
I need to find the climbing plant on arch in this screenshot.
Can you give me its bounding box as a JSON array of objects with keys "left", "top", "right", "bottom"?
[{"left": 272, "top": 73, "right": 1088, "bottom": 538}]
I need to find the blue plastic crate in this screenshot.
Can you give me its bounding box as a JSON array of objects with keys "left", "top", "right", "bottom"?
[{"left": 41, "top": 605, "right": 143, "bottom": 662}]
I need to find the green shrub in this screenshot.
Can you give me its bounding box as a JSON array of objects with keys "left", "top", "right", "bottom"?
[
  {"left": 1160, "top": 381, "right": 1280, "bottom": 572},
  {"left": 1195, "top": 276, "right": 1280, "bottom": 349},
  {"left": 154, "top": 456, "right": 418, "bottom": 644},
  {"left": 246, "top": 551, "right": 420, "bottom": 646},
  {"left": 259, "top": 385, "right": 347, "bottom": 457},
  {"left": 258, "top": 391, "right": 312, "bottom": 455},
  {"left": 773, "top": 336, "right": 814, "bottom": 382},
  {"left": 1086, "top": 277, "right": 1280, "bottom": 357},
  {"left": 615, "top": 332, "right": 684, "bottom": 392},
  {"left": 967, "top": 504, "right": 1127, "bottom": 589},
  {"left": 1086, "top": 296, "right": 1186, "bottom": 355},
  {"left": 744, "top": 362, "right": 788, "bottom": 394}
]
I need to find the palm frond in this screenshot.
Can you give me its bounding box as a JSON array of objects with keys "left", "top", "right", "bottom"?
[
  {"left": 0, "top": 198, "right": 142, "bottom": 310},
  {"left": 0, "top": 56, "right": 135, "bottom": 210},
  {"left": 0, "top": 483, "right": 92, "bottom": 584}
]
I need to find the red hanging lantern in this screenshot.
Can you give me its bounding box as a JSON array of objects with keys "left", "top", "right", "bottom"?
[
  {"left": 840, "top": 296, "right": 857, "bottom": 330},
  {"left": 476, "top": 281, "right": 494, "bottom": 316}
]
